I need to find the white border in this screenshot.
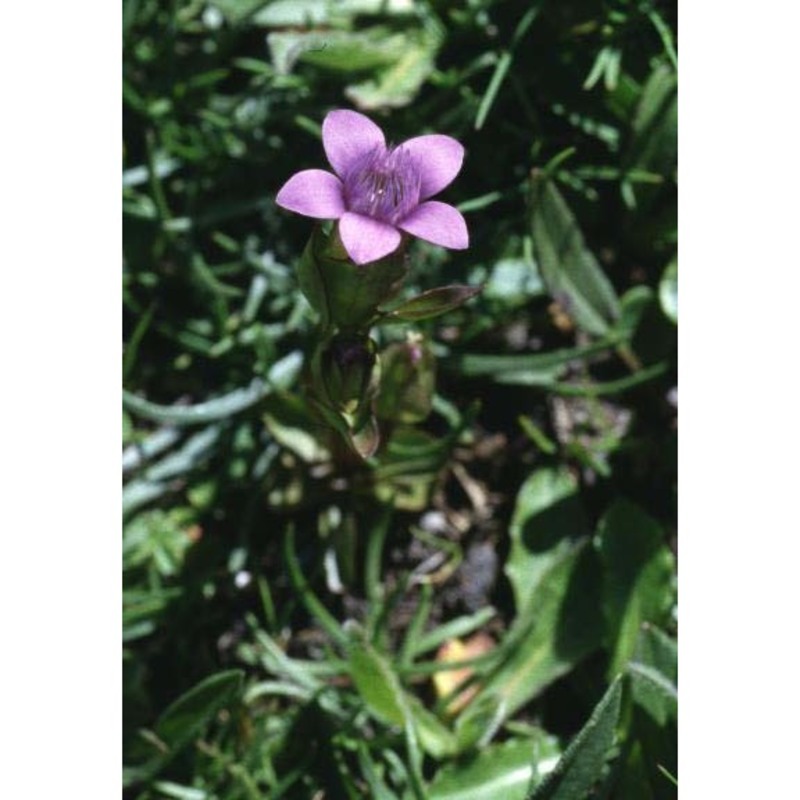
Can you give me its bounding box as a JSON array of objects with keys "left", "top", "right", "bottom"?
[
  {"left": 681, "top": 2, "right": 800, "bottom": 796},
  {"left": 3, "top": 2, "right": 120, "bottom": 794}
]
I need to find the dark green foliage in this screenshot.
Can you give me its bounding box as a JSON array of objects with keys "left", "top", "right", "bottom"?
[{"left": 123, "top": 0, "right": 677, "bottom": 796}]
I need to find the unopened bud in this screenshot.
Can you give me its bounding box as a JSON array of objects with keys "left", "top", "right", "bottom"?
[
  {"left": 375, "top": 337, "right": 435, "bottom": 423},
  {"left": 318, "top": 334, "right": 378, "bottom": 415}
]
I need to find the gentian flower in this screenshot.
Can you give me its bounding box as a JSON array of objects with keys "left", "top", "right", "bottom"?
[{"left": 276, "top": 110, "right": 469, "bottom": 265}]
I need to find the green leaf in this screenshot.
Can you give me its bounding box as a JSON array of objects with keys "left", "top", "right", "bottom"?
[
  {"left": 428, "top": 735, "right": 560, "bottom": 800},
  {"left": 659, "top": 257, "right": 678, "bottom": 324},
  {"left": 252, "top": 0, "right": 330, "bottom": 26},
  {"left": 481, "top": 257, "right": 545, "bottom": 307},
  {"left": 262, "top": 392, "right": 331, "bottom": 463},
  {"left": 410, "top": 607, "right": 497, "bottom": 659},
  {"left": 345, "top": 25, "right": 442, "bottom": 111},
  {"left": 124, "top": 670, "right": 244, "bottom": 786},
  {"left": 406, "top": 696, "right": 459, "bottom": 759},
  {"left": 453, "top": 692, "right": 506, "bottom": 751},
  {"left": 479, "top": 541, "right": 604, "bottom": 717},
  {"left": 269, "top": 27, "right": 407, "bottom": 75},
  {"left": 445, "top": 339, "right": 617, "bottom": 384},
  {"left": 475, "top": 5, "right": 542, "bottom": 130},
  {"left": 250, "top": 0, "right": 414, "bottom": 27},
  {"left": 156, "top": 670, "right": 243, "bottom": 745},
  {"left": 597, "top": 500, "right": 676, "bottom": 676},
  {"left": 284, "top": 527, "right": 348, "bottom": 647},
  {"left": 628, "top": 64, "right": 677, "bottom": 178},
  {"left": 123, "top": 510, "right": 194, "bottom": 576},
  {"left": 152, "top": 781, "right": 209, "bottom": 800},
  {"left": 123, "top": 381, "right": 269, "bottom": 426},
  {"left": 122, "top": 352, "right": 300, "bottom": 426},
  {"left": 628, "top": 624, "right": 677, "bottom": 725},
  {"left": 549, "top": 362, "right": 668, "bottom": 397},
  {"left": 209, "top": 0, "right": 276, "bottom": 24},
  {"left": 615, "top": 285, "right": 656, "bottom": 342},
  {"left": 123, "top": 587, "right": 182, "bottom": 642},
  {"left": 505, "top": 467, "right": 591, "bottom": 615},
  {"left": 518, "top": 417, "right": 558, "bottom": 454},
  {"left": 348, "top": 640, "right": 406, "bottom": 727},
  {"left": 527, "top": 676, "right": 624, "bottom": 800},
  {"left": 383, "top": 285, "right": 482, "bottom": 321},
  {"left": 374, "top": 340, "right": 436, "bottom": 424},
  {"left": 348, "top": 637, "right": 457, "bottom": 758},
  {"left": 529, "top": 171, "right": 620, "bottom": 336}
]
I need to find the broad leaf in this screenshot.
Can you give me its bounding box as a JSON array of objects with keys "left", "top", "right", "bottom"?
[
  {"left": 597, "top": 500, "right": 675, "bottom": 675},
  {"left": 268, "top": 28, "right": 406, "bottom": 76},
  {"left": 428, "top": 735, "right": 561, "bottom": 800},
  {"left": 346, "top": 26, "right": 442, "bottom": 110},
  {"left": 505, "top": 467, "right": 591, "bottom": 615},
  {"left": 479, "top": 541, "right": 604, "bottom": 717}
]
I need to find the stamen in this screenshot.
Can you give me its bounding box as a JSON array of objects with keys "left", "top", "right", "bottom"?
[{"left": 343, "top": 145, "right": 421, "bottom": 224}]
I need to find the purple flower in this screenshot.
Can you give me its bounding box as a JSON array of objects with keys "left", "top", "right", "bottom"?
[{"left": 276, "top": 110, "right": 469, "bottom": 265}]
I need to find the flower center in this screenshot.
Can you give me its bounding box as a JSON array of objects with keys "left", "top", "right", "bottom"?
[{"left": 343, "top": 145, "right": 421, "bottom": 225}]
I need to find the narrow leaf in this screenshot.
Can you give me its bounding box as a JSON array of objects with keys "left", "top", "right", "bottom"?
[
  {"left": 124, "top": 670, "right": 243, "bottom": 786},
  {"left": 527, "top": 676, "right": 624, "bottom": 800},
  {"left": 348, "top": 637, "right": 457, "bottom": 758},
  {"left": 349, "top": 640, "right": 406, "bottom": 727},
  {"left": 445, "top": 338, "right": 617, "bottom": 381},
  {"left": 123, "top": 381, "right": 270, "bottom": 426},
  {"left": 529, "top": 171, "right": 620, "bottom": 336},
  {"left": 597, "top": 500, "right": 675, "bottom": 675},
  {"left": 629, "top": 624, "right": 677, "bottom": 725},
  {"left": 384, "top": 285, "right": 482, "bottom": 321}
]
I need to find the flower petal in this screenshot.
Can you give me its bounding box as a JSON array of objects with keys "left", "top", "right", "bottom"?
[
  {"left": 339, "top": 212, "right": 402, "bottom": 265},
  {"left": 276, "top": 169, "right": 346, "bottom": 219},
  {"left": 398, "top": 201, "right": 469, "bottom": 250},
  {"left": 323, "top": 110, "right": 386, "bottom": 178},
  {"left": 399, "top": 135, "right": 464, "bottom": 199}
]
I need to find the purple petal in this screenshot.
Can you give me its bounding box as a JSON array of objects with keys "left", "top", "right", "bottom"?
[
  {"left": 276, "top": 169, "right": 345, "bottom": 219},
  {"left": 323, "top": 110, "right": 386, "bottom": 178},
  {"left": 339, "top": 212, "right": 402, "bottom": 265},
  {"left": 398, "top": 201, "right": 469, "bottom": 250},
  {"left": 399, "top": 135, "right": 464, "bottom": 199}
]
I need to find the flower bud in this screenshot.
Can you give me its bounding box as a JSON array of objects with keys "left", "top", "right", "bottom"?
[
  {"left": 317, "top": 334, "right": 378, "bottom": 416},
  {"left": 374, "top": 337, "right": 435, "bottom": 424}
]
